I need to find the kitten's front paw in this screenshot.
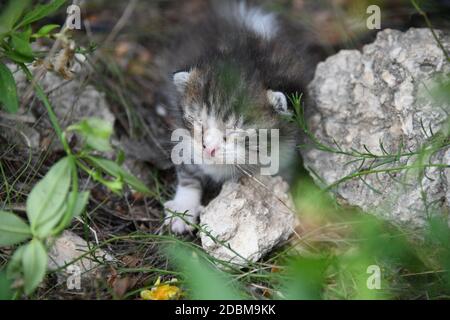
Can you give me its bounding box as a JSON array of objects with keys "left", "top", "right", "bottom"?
[{"left": 163, "top": 200, "right": 203, "bottom": 234}]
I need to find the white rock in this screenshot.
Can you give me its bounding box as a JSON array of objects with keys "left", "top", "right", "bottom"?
[
  {"left": 304, "top": 28, "right": 450, "bottom": 229},
  {"left": 200, "top": 176, "right": 297, "bottom": 266},
  {"left": 4, "top": 60, "right": 115, "bottom": 151},
  {"left": 48, "top": 231, "right": 113, "bottom": 284}
]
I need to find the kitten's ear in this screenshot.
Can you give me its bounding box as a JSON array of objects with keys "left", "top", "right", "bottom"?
[
  {"left": 267, "top": 90, "right": 291, "bottom": 116},
  {"left": 173, "top": 71, "right": 191, "bottom": 93}
]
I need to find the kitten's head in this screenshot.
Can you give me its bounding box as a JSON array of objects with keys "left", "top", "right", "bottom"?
[{"left": 173, "top": 62, "right": 296, "bottom": 176}]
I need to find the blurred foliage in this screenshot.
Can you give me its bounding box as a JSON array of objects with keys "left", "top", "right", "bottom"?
[{"left": 165, "top": 244, "right": 243, "bottom": 300}]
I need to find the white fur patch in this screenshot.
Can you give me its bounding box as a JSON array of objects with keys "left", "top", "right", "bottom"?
[
  {"left": 224, "top": 2, "right": 279, "bottom": 40},
  {"left": 173, "top": 184, "right": 201, "bottom": 208},
  {"left": 267, "top": 90, "right": 291, "bottom": 115},
  {"left": 173, "top": 71, "right": 191, "bottom": 93},
  {"left": 164, "top": 185, "right": 202, "bottom": 234}
]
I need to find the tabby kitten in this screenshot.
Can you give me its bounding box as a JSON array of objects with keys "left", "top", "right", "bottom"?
[{"left": 162, "top": 1, "right": 322, "bottom": 233}]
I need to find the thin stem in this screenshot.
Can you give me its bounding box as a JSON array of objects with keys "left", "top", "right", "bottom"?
[
  {"left": 324, "top": 163, "right": 450, "bottom": 192},
  {"left": 18, "top": 63, "right": 71, "bottom": 154}
]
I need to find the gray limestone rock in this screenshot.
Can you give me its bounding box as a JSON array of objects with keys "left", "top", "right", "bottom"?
[
  {"left": 303, "top": 28, "right": 450, "bottom": 228},
  {"left": 200, "top": 175, "right": 297, "bottom": 265}
]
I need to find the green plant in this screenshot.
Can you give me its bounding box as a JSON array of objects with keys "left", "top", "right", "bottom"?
[
  {"left": 0, "top": 0, "right": 153, "bottom": 297},
  {"left": 0, "top": 0, "right": 66, "bottom": 113},
  {"left": 289, "top": 91, "right": 450, "bottom": 193},
  {"left": 165, "top": 244, "right": 243, "bottom": 300}
]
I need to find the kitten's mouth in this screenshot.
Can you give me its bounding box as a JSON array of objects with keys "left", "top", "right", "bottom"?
[
  {"left": 203, "top": 152, "right": 220, "bottom": 163},
  {"left": 202, "top": 150, "right": 228, "bottom": 165}
]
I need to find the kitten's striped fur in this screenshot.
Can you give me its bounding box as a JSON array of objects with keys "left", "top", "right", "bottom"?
[{"left": 161, "top": 1, "right": 323, "bottom": 233}]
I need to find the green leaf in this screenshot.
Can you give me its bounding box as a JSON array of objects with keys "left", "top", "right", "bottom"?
[
  {"left": 72, "top": 191, "right": 90, "bottom": 218},
  {"left": 10, "top": 31, "right": 34, "bottom": 62},
  {"left": 0, "top": 211, "right": 31, "bottom": 246},
  {"left": 57, "top": 190, "right": 90, "bottom": 225},
  {"left": 16, "top": 0, "right": 67, "bottom": 29},
  {"left": 85, "top": 156, "right": 151, "bottom": 194},
  {"left": 99, "top": 177, "right": 124, "bottom": 194},
  {"left": 22, "top": 239, "right": 47, "bottom": 295},
  {"left": 32, "top": 24, "right": 59, "bottom": 38},
  {"left": 6, "top": 245, "right": 25, "bottom": 279},
  {"left": 0, "top": 0, "right": 31, "bottom": 34},
  {"left": 0, "top": 270, "right": 14, "bottom": 300},
  {"left": 27, "top": 157, "right": 71, "bottom": 238},
  {"left": 116, "top": 149, "right": 126, "bottom": 166},
  {"left": 49, "top": 189, "right": 89, "bottom": 235},
  {"left": 4, "top": 49, "right": 33, "bottom": 64},
  {"left": 68, "top": 118, "right": 113, "bottom": 152},
  {"left": 0, "top": 62, "right": 19, "bottom": 113}
]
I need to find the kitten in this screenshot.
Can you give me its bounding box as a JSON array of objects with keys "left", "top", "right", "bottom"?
[{"left": 161, "top": 1, "right": 323, "bottom": 234}]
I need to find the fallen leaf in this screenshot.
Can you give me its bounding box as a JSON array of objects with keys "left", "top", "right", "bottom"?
[
  {"left": 262, "top": 288, "right": 272, "bottom": 298},
  {"left": 113, "top": 276, "right": 138, "bottom": 298},
  {"left": 271, "top": 266, "right": 281, "bottom": 273},
  {"left": 121, "top": 255, "right": 141, "bottom": 268}
]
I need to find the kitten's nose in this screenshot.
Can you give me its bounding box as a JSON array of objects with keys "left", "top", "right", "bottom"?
[{"left": 205, "top": 147, "right": 217, "bottom": 157}]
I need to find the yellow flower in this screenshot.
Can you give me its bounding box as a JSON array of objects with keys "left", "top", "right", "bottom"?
[{"left": 140, "top": 277, "right": 181, "bottom": 300}]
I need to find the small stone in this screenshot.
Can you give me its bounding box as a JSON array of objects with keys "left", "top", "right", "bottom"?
[
  {"left": 381, "top": 70, "right": 396, "bottom": 87},
  {"left": 48, "top": 231, "right": 114, "bottom": 285},
  {"left": 200, "top": 176, "right": 297, "bottom": 266}
]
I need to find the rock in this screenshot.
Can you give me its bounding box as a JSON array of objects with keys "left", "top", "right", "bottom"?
[
  {"left": 0, "top": 115, "right": 41, "bottom": 149},
  {"left": 3, "top": 54, "right": 115, "bottom": 151},
  {"left": 11, "top": 58, "right": 114, "bottom": 126},
  {"left": 200, "top": 175, "right": 297, "bottom": 265},
  {"left": 47, "top": 231, "right": 114, "bottom": 286},
  {"left": 303, "top": 28, "right": 450, "bottom": 228}
]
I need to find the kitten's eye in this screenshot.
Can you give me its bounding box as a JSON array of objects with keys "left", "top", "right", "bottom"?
[{"left": 223, "top": 136, "right": 227, "bottom": 142}]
